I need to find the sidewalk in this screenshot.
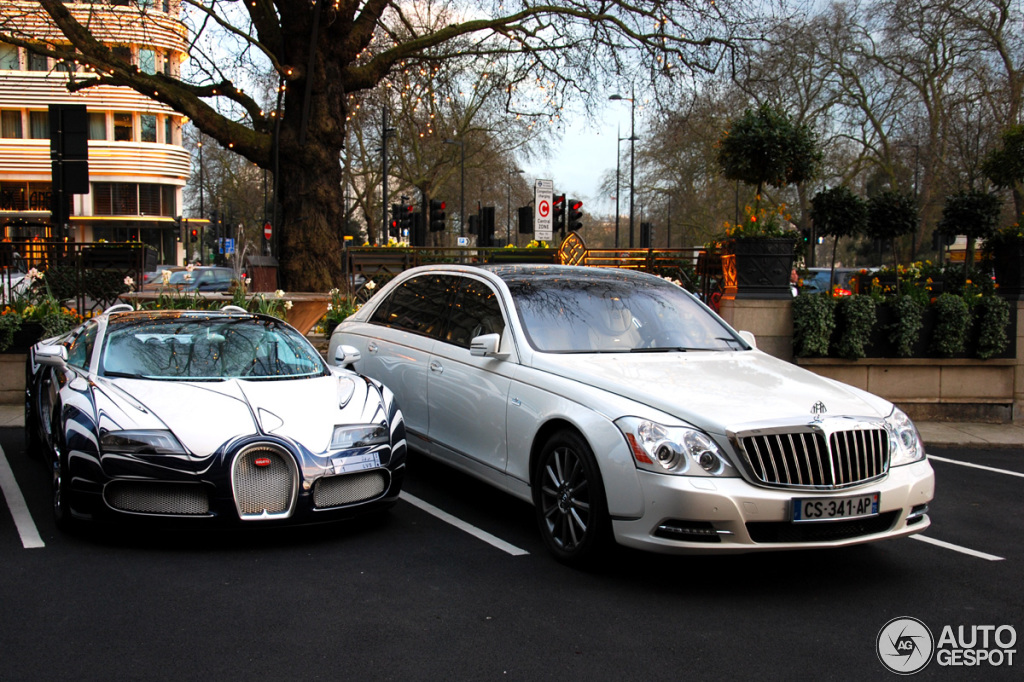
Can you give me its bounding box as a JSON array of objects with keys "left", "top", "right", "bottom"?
[{"left": 1, "top": 404, "right": 1020, "bottom": 450}]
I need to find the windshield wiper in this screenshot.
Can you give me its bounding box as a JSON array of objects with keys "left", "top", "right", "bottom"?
[
  {"left": 629, "top": 346, "right": 700, "bottom": 353},
  {"left": 103, "top": 370, "right": 145, "bottom": 378}
]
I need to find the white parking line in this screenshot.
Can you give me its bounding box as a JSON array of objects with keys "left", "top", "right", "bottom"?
[
  {"left": 400, "top": 491, "right": 529, "bottom": 557},
  {"left": 0, "top": 444, "right": 45, "bottom": 549},
  {"left": 911, "top": 534, "right": 1004, "bottom": 562},
  {"left": 928, "top": 454, "right": 1024, "bottom": 479}
]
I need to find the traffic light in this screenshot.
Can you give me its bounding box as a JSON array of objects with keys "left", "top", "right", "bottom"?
[
  {"left": 567, "top": 199, "right": 583, "bottom": 232},
  {"left": 174, "top": 215, "right": 183, "bottom": 242},
  {"left": 400, "top": 204, "right": 414, "bottom": 237},
  {"left": 801, "top": 228, "right": 811, "bottom": 244},
  {"left": 390, "top": 204, "right": 402, "bottom": 240},
  {"left": 517, "top": 205, "right": 534, "bottom": 233},
  {"left": 640, "top": 222, "right": 653, "bottom": 248},
  {"left": 190, "top": 228, "right": 198, "bottom": 242},
  {"left": 480, "top": 206, "right": 496, "bottom": 247},
  {"left": 429, "top": 199, "right": 446, "bottom": 232},
  {"left": 552, "top": 194, "right": 566, "bottom": 233}
]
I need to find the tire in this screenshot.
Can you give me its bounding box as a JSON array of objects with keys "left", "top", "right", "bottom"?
[
  {"left": 23, "top": 359, "right": 41, "bottom": 458},
  {"left": 532, "top": 429, "right": 609, "bottom": 566},
  {"left": 51, "top": 436, "right": 76, "bottom": 533}
]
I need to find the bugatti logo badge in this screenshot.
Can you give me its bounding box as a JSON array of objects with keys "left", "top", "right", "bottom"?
[
  {"left": 254, "top": 457, "right": 272, "bottom": 467},
  {"left": 811, "top": 401, "right": 827, "bottom": 421}
]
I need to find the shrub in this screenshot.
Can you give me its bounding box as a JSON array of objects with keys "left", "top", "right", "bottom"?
[
  {"left": 888, "top": 295, "right": 924, "bottom": 358},
  {"left": 931, "top": 293, "right": 971, "bottom": 357},
  {"left": 833, "top": 295, "right": 876, "bottom": 360},
  {"left": 973, "top": 295, "right": 1011, "bottom": 359},
  {"left": 792, "top": 293, "right": 836, "bottom": 357}
]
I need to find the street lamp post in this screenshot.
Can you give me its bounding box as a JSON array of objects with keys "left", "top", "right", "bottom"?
[
  {"left": 507, "top": 167, "right": 524, "bottom": 246},
  {"left": 610, "top": 88, "right": 636, "bottom": 247},
  {"left": 444, "top": 139, "right": 465, "bottom": 238}
]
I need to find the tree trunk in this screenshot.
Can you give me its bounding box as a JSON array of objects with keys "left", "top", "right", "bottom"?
[{"left": 276, "top": 143, "right": 346, "bottom": 292}]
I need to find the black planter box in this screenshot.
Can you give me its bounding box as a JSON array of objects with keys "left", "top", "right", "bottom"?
[{"left": 727, "top": 237, "right": 795, "bottom": 299}]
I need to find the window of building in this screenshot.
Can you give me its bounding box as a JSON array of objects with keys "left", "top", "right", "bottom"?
[
  {"left": 140, "top": 114, "right": 156, "bottom": 142},
  {"left": 139, "top": 48, "right": 155, "bottom": 75},
  {"left": 93, "top": 183, "right": 175, "bottom": 217},
  {"left": 163, "top": 115, "right": 174, "bottom": 144},
  {"left": 162, "top": 50, "right": 172, "bottom": 76},
  {"left": 0, "top": 44, "right": 19, "bottom": 70},
  {"left": 113, "top": 112, "right": 133, "bottom": 141},
  {"left": 112, "top": 45, "right": 132, "bottom": 65},
  {"left": 1, "top": 110, "right": 22, "bottom": 139},
  {"left": 88, "top": 112, "right": 106, "bottom": 140},
  {"left": 29, "top": 111, "right": 49, "bottom": 139},
  {"left": 28, "top": 52, "right": 48, "bottom": 72}
]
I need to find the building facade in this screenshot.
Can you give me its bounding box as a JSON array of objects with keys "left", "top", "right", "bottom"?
[{"left": 0, "top": 1, "right": 190, "bottom": 265}]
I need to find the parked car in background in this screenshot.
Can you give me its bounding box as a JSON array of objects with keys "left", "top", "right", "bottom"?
[
  {"left": 799, "top": 267, "right": 861, "bottom": 296},
  {"left": 165, "top": 266, "right": 235, "bottom": 292},
  {"left": 25, "top": 305, "right": 406, "bottom": 530},
  {"left": 330, "top": 264, "right": 934, "bottom": 564}
]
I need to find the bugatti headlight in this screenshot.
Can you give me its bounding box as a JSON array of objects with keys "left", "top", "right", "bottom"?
[
  {"left": 331, "top": 423, "right": 389, "bottom": 450},
  {"left": 884, "top": 407, "right": 925, "bottom": 466},
  {"left": 100, "top": 430, "right": 186, "bottom": 455},
  {"left": 615, "top": 417, "right": 735, "bottom": 477}
]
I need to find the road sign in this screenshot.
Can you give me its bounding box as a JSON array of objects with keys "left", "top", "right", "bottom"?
[
  {"left": 534, "top": 179, "right": 553, "bottom": 241},
  {"left": 263, "top": 222, "right": 272, "bottom": 240},
  {"left": 457, "top": 237, "right": 469, "bottom": 246}
]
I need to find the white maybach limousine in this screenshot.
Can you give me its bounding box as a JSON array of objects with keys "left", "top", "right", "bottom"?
[{"left": 329, "top": 264, "right": 935, "bottom": 564}]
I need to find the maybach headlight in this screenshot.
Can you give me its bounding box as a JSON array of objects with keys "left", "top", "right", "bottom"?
[{"left": 616, "top": 417, "right": 734, "bottom": 477}]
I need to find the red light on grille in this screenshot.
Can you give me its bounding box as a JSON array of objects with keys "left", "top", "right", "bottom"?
[{"left": 254, "top": 457, "right": 272, "bottom": 467}]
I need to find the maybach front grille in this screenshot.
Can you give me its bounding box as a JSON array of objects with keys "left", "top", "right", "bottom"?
[
  {"left": 313, "top": 470, "right": 387, "bottom": 508},
  {"left": 232, "top": 445, "right": 296, "bottom": 518},
  {"left": 739, "top": 428, "right": 889, "bottom": 489},
  {"left": 105, "top": 481, "right": 210, "bottom": 515}
]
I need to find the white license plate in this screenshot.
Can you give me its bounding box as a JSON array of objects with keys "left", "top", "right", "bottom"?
[
  {"left": 332, "top": 452, "right": 380, "bottom": 475},
  {"left": 792, "top": 492, "right": 879, "bottom": 522}
]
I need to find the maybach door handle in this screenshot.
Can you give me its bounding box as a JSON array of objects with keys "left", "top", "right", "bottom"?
[
  {"left": 367, "top": 342, "right": 379, "bottom": 353},
  {"left": 429, "top": 360, "right": 443, "bottom": 374}
]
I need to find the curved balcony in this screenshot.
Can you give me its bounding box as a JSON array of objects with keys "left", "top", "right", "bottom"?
[{"left": 0, "top": 139, "right": 189, "bottom": 182}]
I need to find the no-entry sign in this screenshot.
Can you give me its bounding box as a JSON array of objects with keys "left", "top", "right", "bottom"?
[{"left": 263, "top": 222, "right": 272, "bottom": 240}]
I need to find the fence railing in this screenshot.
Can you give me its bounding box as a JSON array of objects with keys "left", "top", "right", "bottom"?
[{"left": 1, "top": 240, "right": 151, "bottom": 316}]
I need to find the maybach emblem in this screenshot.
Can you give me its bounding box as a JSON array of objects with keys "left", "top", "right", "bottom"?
[{"left": 811, "top": 401, "right": 827, "bottom": 421}]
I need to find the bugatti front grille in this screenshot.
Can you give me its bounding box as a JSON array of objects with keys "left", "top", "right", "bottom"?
[
  {"left": 105, "top": 481, "right": 210, "bottom": 515},
  {"left": 232, "top": 445, "right": 296, "bottom": 519},
  {"left": 313, "top": 470, "right": 388, "bottom": 508},
  {"left": 739, "top": 428, "right": 889, "bottom": 489}
]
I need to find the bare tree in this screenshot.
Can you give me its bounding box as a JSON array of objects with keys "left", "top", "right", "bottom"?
[{"left": 0, "top": 0, "right": 763, "bottom": 289}]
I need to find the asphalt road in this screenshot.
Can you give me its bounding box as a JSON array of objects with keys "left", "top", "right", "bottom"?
[{"left": 1, "top": 427, "right": 1021, "bottom": 681}]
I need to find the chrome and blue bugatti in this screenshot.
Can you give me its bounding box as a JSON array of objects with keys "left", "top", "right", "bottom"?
[{"left": 24, "top": 305, "right": 406, "bottom": 530}]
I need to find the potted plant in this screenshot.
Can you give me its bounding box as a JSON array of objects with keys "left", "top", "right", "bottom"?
[{"left": 717, "top": 203, "right": 799, "bottom": 298}]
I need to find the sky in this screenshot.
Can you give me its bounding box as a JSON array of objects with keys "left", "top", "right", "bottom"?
[{"left": 520, "top": 101, "right": 648, "bottom": 218}]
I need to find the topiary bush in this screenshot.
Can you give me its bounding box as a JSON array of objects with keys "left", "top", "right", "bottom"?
[
  {"left": 888, "top": 295, "right": 924, "bottom": 358},
  {"left": 833, "top": 295, "right": 876, "bottom": 360},
  {"left": 972, "top": 295, "right": 1011, "bottom": 359},
  {"left": 931, "top": 293, "right": 971, "bottom": 357},
  {"left": 792, "top": 293, "right": 836, "bottom": 357}
]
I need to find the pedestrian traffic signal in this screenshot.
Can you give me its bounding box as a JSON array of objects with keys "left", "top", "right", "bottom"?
[
  {"left": 567, "top": 199, "right": 583, "bottom": 232},
  {"left": 552, "top": 194, "right": 566, "bottom": 232},
  {"left": 429, "top": 199, "right": 446, "bottom": 232}
]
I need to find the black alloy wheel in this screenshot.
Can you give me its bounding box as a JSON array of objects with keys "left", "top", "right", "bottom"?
[{"left": 533, "top": 430, "right": 609, "bottom": 565}]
